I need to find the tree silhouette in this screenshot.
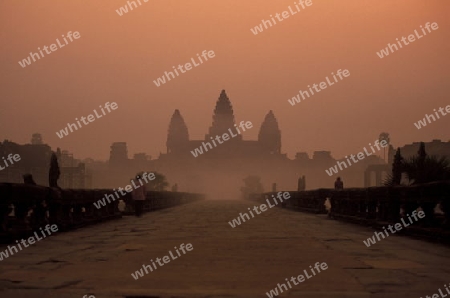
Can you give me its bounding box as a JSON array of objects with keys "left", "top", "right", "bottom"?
[
  {"left": 378, "top": 132, "right": 390, "bottom": 162},
  {"left": 49, "top": 152, "right": 60, "bottom": 188},
  {"left": 143, "top": 172, "right": 169, "bottom": 191},
  {"left": 391, "top": 148, "right": 403, "bottom": 185},
  {"left": 240, "top": 175, "right": 264, "bottom": 199},
  {"left": 402, "top": 155, "right": 450, "bottom": 185},
  {"left": 384, "top": 148, "right": 403, "bottom": 186},
  {"left": 416, "top": 142, "right": 427, "bottom": 183},
  {"left": 384, "top": 143, "right": 450, "bottom": 185}
]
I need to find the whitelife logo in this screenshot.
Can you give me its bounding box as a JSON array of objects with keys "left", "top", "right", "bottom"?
[
  {"left": 363, "top": 210, "right": 425, "bottom": 247},
  {"left": 228, "top": 192, "right": 290, "bottom": 228},
  {"left": 288, "top": 69, "right": 350, "bottom": 106},
  {"left": 131, "top": 243, "right": 193, "bottom": 280},
  {"left": 0, "top": 224, "right": 58, "bottom": 262},
  {"left": 265, "top": 262, "right": 328, "bottom": 297},
  {"left": 0, "top": 153, "right": 21, "bottom": 171},
  {"left": 115, "top": 0, "right": 149, "bottom": 16},
  {"left": 325, "top": 139, "right": 388, "bottom": 176},
  {"left": 153, "top": 50, "right": 216, "bottom": 87},
  {"left": 93, "top": 172, "right": 155, "bottom": 209},
  {"left": 376, "top": 22, "right": 439, "bottom": 59},
  {"left": 414, "top": 104, "right": 450, "bottom": 130},
  {"left": 420, "top": 283, "right": 450, "bottom": 298},
  {"left": 250, "top": 0, "right": 313, "bottom": 35},
  {"left": 18, "top": 31, "right": 81, "bottom": 68},
  {"left": 191, "top": 121, "right": 253, "bottom": 158},
  {"left": 55, "top": 102, "right": 118, "bottom": 139}
]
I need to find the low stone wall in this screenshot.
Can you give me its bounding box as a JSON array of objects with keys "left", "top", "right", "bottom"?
[
  {"left": 328, "top": 182, "right": 450, "bottom": 227},
  {"left": 249, "top": 181, "right": 450, "bottom": 243},
  {"left": 0, "top": 183, "right": 204, "bottom": 243},
  {"left": 121, "top": 191, "right": 205, "bottom": 215},
  {"left": 249, "top": 190, "right": 328, "bottom": 214}
]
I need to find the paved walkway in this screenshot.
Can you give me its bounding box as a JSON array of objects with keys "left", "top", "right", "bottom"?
[{"left": 1, "top": 200, "right": 450, "bottom": 298}]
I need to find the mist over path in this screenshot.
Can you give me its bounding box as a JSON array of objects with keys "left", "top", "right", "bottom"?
[{"left": 0, "top": 200, "right": 449, "bottom": 297}]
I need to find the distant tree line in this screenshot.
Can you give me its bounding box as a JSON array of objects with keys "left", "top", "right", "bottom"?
[{"left": 385, "top": 142, "right": 450, "bottom": 186}]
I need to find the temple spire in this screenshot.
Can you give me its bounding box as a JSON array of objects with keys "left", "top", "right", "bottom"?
[
  {"left": 206, "top": 90, "right": 240, "bottom": 140},
  {"left": 166, "top": 109, "right": 189, "bottom": 154},
  {"left": 258, "top": 110, "right": 281, "bottom": 154}
]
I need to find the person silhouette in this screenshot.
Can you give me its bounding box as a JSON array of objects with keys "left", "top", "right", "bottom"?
[
  {"left": 334, "top": 177, "right": 344, "bottom": 190},
  {"left": 23, "top": 173, "right": 37, "bottom": 185},
  {"left": 131, "top": 174, "right": 146, "bottom": 217}
]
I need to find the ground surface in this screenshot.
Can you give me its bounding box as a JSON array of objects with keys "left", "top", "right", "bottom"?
[{"left": 1, "top": 200, "right": 449, "bottom": 298}]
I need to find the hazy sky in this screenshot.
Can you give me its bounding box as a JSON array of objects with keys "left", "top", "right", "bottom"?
[{"left": 1, "top": 0, "right": 449, "bottom": 160}]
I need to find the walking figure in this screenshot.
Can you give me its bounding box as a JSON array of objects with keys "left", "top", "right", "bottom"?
[
  {"left": 132, "top": 174, "right": 146, "bottom": 217},
  {"left": 334, "top": 177, "right": 344, "bottom": 190}
]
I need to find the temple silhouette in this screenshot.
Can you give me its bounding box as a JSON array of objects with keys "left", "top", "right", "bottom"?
[
  {"left": 153, "top": 90, "right": 287, "bottom": 198},
  {"left": 1, "top": 90, "right": 449, "bottom": 197},
  {"left": 163, "top": 90, "right": 282, "bottom": 158}
]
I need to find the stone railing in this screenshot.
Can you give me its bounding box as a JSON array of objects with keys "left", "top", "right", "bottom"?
[
  {"left": 248, "top": 189, "right": 329, "bottom": 214},
  {"left": 248, "top": 181, "right": 450, "bottom": 242},
  {"left": 121, "top": 191, "right": 205, "bottom": 215},
  {"left": 328, "top": 181, "right": 450, "bottom": 227},
  {"left": 0, "top": 183, "right": 204, "bottom": 243}
]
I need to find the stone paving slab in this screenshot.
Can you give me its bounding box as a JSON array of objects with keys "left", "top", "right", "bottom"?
[{"left": 0, "top": 200, "right": 449, "bottom": 297}]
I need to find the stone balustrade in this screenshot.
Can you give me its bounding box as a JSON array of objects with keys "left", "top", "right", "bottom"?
[
  {"left": 0, "top": 183, "right": 204, "bottom": 243},
  {"left": 249, "top": 181, "right": 450, "bottom": 243},
  {"left": 121, "top": 190, "right": 205, "bottom": 215},
  {"left": 249, "top": 189, "right": 329, "bottom": 214}
]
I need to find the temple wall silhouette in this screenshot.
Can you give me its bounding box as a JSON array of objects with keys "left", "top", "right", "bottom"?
[{"left": 1, "top": 92, "right": 449, "bottom": 193}]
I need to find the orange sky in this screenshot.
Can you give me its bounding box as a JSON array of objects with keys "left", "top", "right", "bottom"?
[{"left": 0, "top": 0, "right": 449, "bottom": 160}]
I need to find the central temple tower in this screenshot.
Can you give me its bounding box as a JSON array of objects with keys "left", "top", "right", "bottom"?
[{"left": 205, "top": 90, "right": 242, "bottom": 141}]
